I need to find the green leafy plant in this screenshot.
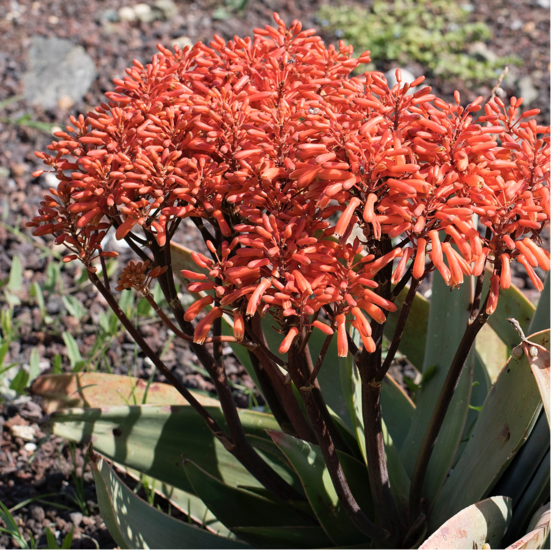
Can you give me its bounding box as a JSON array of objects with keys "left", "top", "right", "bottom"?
[
  {"left": 0, "top": 500, "right": 36, "bottom": 549},
  {"left": 0, "top": 95, "right": 56, "bottom": 134},
  {"left": 67, "top": 441, "right": 90, "bottom": 516},
  {"left": 29, "top": 14, "right": 549, "bottom": 550},
  {"left": 317, "top": 0, "right": 519, "bottom": 83}
]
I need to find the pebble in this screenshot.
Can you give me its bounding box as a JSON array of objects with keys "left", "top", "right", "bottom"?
[
  {"left": 46, "top": 296, "right": 63, "bottom": 314},
  {"left": 118, "top": 6, "right": 137, "bottom": 22},
  {"left": 384, "top": 68, "right": 416, "bottom": 91},
  {"left": 518, "top": 76, "right": 538, "bottom": 106},
  {"left": 468, "top": 41, "right": 498, "bottom": 63},
  {"left": 10, "top": 163, "right": 27, "bottom": 177},
  {"left": 155, "top": 0, "right": 178, "bottom": 19},
  {"left": 134, "top": 3, "right": 155, "bottom": 23},
  {"left": 172, "top": 36, "right": 193, "bottom": 49},
  {"left": 31, "top": 505, "right": 45, "bottom": 523},
  {"left": 44, "top": 173, "right": 60, "bottom": 188},
  {"left": 10, "top": 424, "right": 36, "bottom": 441},
  {"left": 57, "top": 95, "right": 75, "bottom": 110},
  {"left": 24, "top": 442, "right": 37, "bottom": 452},
  {"left": 69, "top": 511, "right": 83, "bottom": 527}
]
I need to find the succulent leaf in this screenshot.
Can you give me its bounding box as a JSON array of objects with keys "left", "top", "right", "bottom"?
[
  {"left": 430, "top": 329, "right": 550, "bottom": 531},
  {"left": 268, "top": 430, "right": 374, "bottom": 546},
  {"left": 31, "top": 372, "right": 220, "bottom": 413},
  {"left": 231, "top": 526, "right": 333, "bottom": 549},
  {"left": 384, "top": 284, "right": 429, "bottom": 371},
  {"left": 400, "top": 270, "right": 473, "bottom": 506},
  {"left": 419, "top": 496, "right": 512, "bottom": 549},
  {"left": 48, "top": 404, "right": 294, "bottom": 494},
  {"left": 505, "top": 503, "right": 550, "bottom": 549},
  {"left": 90, "top": 453, "right": 250, "bottom": 549},
  {"left": 183, "top": 460, "right": 315, "bottom": 530}
]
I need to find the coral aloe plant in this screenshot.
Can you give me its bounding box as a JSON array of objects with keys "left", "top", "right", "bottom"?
[{"left": 29, "top": 13, "right": 550, "bottom": 549}]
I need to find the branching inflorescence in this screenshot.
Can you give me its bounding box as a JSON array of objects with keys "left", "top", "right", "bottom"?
[{"left": 30, "top": 13, "right": 550, "bottom": 541}]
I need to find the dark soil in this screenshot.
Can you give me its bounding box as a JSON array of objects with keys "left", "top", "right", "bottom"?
[{"left": 0, "top": 0, "right": 548, "bottom": 547}]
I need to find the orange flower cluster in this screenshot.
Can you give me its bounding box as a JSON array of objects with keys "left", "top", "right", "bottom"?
[
  {"left": 115, "top": 260, "right": 167, "bottom": 293},
  {"left": 29, "top": 14, "right": 550, "bottom": 356}
]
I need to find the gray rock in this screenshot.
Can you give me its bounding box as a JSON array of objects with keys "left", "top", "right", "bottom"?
[
  {"left": 172, "top": 35, "right": 193, "bottom": 49},
  {"left": 31, "top": 506, "right": 45, "bottom": 523},
  {"left": 69, "top": 512, "right": 83, "bottom": 527},
  {"left": 502, "top": 66, "right": 520, "bottom": 90},
  {"left": 46, "top": 296, "right": 63, "bottom": 315},
  {"left": 23, "top": 37, "right": 97, "bottom": 109},
  {"left": 118, "top": 6, "right": 136, "bottom": 22},
  {"left": 99, "top": 8, "right": 120, "bottom": 23},
  {"left": 134, "top": 3, "right": 156, "bottom": 23},
  {"left": 384, "top": 68, "right": 416, "bottom": 91},
  {"left": 468, "top": 41, "right": 498, "bottom": 63},
  {"left": 536, "top": 0, "right": 550, "bottom": 7},
  {"left": 155, "top": 0, "right": 178, "bottom": 19},
  {"left": 518, "top": 75, "right": 538, "bottom": 106}
]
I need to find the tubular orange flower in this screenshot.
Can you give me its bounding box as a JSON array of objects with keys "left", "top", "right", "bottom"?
[
  {"left": 246, "top": 279, "right": 272, "bottom": 317},
  {"left": 28, "top": 13, "right": 549, "bottom": 356},
  {"left": 279, "top": 327, "right": 300, "bottom": 354},
  {"left": 412, "top": 239, "right": 427, "bottom": 280},
  {"left": 500, "top": 254, "right": 511, "bottom": 290},
  {"left": 313, "top": 320, "right": 334, "bottom": 336},
  {"left": 193, "top": 307, "right": 224, "bottom": 345},
  {"left": 184, "top": 296, "right": 215, "bottom": 322},
  {"left": 335, "top": 314, "right": 348, "bottom": 358},
  {"left": 335, "top": 198, "right": 361, "bottom": 237},
  {"left": 233, "top": 310, "right": 245, "bottom": 341}
]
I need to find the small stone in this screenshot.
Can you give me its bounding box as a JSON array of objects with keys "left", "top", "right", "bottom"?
[
  {"left": 384, "top": 68, "right": 416, "bottom": 91},
  {"left": 100, "top": 8, "right": 120, "bottom": 23},
  {"left": 69, "top": 512, "right": 83, "bottom": 527},
  {"left": 522, "top": 21, "right": 536, "bottom": 33},
  {"left": 518, "top": 76, "right": 538, "bottom": 106},
  {"left": 57, "top": 95, "right": 74, "bottom": 110},
  {"left": 134, "top": 3, "right": 156, "bottom": 23},
  {"left": 536, "top": 0, "right": 550, "bottom": 7},
  {"left": 468, "top": 42, "right": 498, "bottom": 63},
  {"left": 48, "top": 15, "right": 59, "bottom": 24},
  {"left": 81, "top": 516, "right": 95, "bottom": 527},
  {"left": 509, "top": 18, "right": 523, "bottom": 31},
  {"left": 4, "top": 414, "right": 29, "bottom": 429},
  {"left": 172, "top": 35, "right": 192, "bottom": 49},
  {"left": 24, "top": 442, "right": 37, "bottom": 452},
  {"left": 31, "top": 506, "right": 45, "bottom": 523},
  {"left": 118, "top": 6, "right": 136, "bottom": 22},
  {"left": 44, "top": 172, "right": 59, "bottom": 188},
  {"left": 155, "top": 0, "right": 178, "bottom": 19},
  {"left": 10, "top": 163, "right": 27, "bottom": 177},
  {"left": 46, "top": 296, "right": 63, "bottom": 314},
  {"left": 0, "top": 167, "right": 10, "bottom": 178},
  {"left": 11, "top": 424, "right": 36, "bottom": 441}
]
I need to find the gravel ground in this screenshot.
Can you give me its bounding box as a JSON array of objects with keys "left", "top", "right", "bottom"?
[{"left": 0, "top": 0, "right": 548, "bottom": 547}]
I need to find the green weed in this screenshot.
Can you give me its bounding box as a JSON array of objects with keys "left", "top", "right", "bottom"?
[{"left": 318, "top": 0, "right": 519, "bottom": 83}]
